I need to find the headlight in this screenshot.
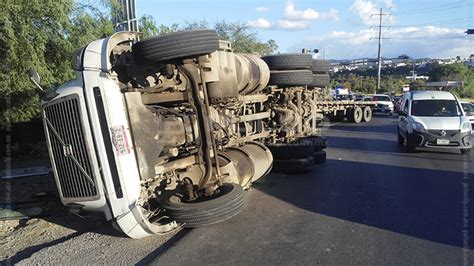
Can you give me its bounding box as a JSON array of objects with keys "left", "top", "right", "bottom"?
[
  {"left": 412, "top": 121, "right": 426, "bottom": 132},
  {"left": 461, "top": 122, "right": 472, "bottom": 133}
]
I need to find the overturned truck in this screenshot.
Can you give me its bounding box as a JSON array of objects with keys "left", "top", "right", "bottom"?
[{"left": 40, "top": 30, "right": 338, "bottom": 238}]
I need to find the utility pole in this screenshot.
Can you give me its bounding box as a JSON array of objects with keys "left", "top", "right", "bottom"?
[
  {"left": 113, "top": 0, "right": 139, "bottom": 33},
  {"left": 371, "top": 8, "right": 390, "bottom": 93},
  {"left": 376, "top": 8, "right": 383, "bottom": 93}
]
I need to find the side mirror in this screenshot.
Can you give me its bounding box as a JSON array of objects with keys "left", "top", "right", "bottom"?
[
  {"left": 398, "top": 110, "right": 407, "bottom": 117},
  {"left": 28, "top": 69, "right": 44, "bottom": 92}
]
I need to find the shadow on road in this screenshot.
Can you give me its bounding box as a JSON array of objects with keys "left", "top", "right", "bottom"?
[{"left": 254, "top": 158, "right": 474, "bottom": 249}]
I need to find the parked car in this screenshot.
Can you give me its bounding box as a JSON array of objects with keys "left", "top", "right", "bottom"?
[
  {"left": 372, "top": 94, "right": 394, "bottom": 115},
  {"left": 362, "top": 96, "right": 373, "bottom": 102},
  {"left": 397, "top": 91, "right": 472, "bottom": 153},
  {"left": 394, "top": 97, "right": 403, "bottom": 113},
  {"left": 461, "top": 101, "right": 474, "bottom": 133}
]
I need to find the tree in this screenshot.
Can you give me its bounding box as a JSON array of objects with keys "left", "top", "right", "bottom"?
[
  {"left": 213, "top": 20, "right": 278, "bottom": 55},
  {"left": 0, "top": 1, "right": 114, "bottom": 128},
  {"left": 139, "top": 15, "right": 179, "bottom": 39},
  {"left": 137, "top": 16, "right": 279, "bottom": 56},
  {"left": 428, "top": 63, "right": 474, "bottom": 98},
  {"left": 0, "top": 1, "right": 74, "bottom": 127}
]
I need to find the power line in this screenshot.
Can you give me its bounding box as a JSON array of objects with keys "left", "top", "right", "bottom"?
[
  {"left": 381, "top": 35, "right": 468, "bottom": 40},
  {"left": 393, "top": 1, "right": 467, "bottom": 15},
  {"left": 369, "top": 17, "right": 473, "bottom": 28},
  {"left": 393, "top": 3, "right": 474, "bottom": 15}
]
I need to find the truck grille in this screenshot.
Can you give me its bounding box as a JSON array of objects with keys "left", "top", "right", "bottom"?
[{"left": 43, "top": 95, "right": 98, "bottom": 199}]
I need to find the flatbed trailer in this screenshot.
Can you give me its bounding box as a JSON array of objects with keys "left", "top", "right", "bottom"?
[{"left": 315, "top": 100, "right": 376, "bottom": 123}]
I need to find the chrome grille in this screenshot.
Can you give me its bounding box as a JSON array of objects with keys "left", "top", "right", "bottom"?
[{"left": 43, "top": 95, "right": 98, "bottom": 199}]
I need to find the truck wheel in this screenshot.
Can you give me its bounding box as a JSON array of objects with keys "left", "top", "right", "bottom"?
[
  {"left": 309, "top": 74, "right": 330, "bottom": 88},
  {"left": 272, "top": 155, "right": 314, "bottom": 174},
  {"left": 261, "top": 53, "right": 312, "bottom": 70},
  {"left": 406, "top": 131, "right": 416, "bottom": 152},
  {"left": 397, "top": 129, "right": 404, "bottom": 145},
  {"left": 313, "top": 150, "right": 326, "bottom": 164},
  {"left": 304, "top": 136, "right": 328, "bottom": 151},
  {"left": 311, "top": 59, "right": 330, "bottom": 73},
  {"left": 266, "top": 139, "right": 314, "bottom": 160},
  {"left": 362, "top": 106, "right": 372, "bottom": 122},
  {"left": 162, "top": 183, "right": 246, "bottom": 228},
  {"left": 330, "top": 112, "right": 345, "bottom": 122},
  {"left": 350, "top": 106, "right": 363, "bottom": 123},
  {"left": 347, "top": 109, "right": 355, "bottom": 122},
  {"left": 132, "top": 30, "right": 219, "bottom": 64},
  {"left": 268, "top": 70, "right": 313, "bottom": 87}
]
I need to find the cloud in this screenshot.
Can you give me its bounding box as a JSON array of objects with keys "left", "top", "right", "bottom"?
[
  {"left": 284, "top": 1, "right": 339, "bottom": 21},
  {"left": 380, "top": 0, "right": 396, "bottom": 10},
  {"left": 284, "top": 1, "right": 319, "bottom": 20},
  {"left": 247, "top": 18, "right": 272, "bottom": 29},
  {"left": 276, "top": 20, "right": 310, "bottom": 30},
  {"left": 300, "top": 26, "right": 470, "bottom": 59},
  {"left": 247, "top": 1, "right": 339, "bottom": 31},
  {"left": 246, "top": 18, "right": 310, "bottom": 30},
  {"left": 320, "top": 8, "right": 340, "bottom": 22},
  {"left": 350, "top": 0, "right": 396, "bottom": 25},
  {"left": 255, "top": 6, "right": 269, "bottom": 12}
]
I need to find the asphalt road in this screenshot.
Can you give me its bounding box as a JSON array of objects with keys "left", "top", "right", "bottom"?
[{"left": 18, "top": 116, "right": 474, "bottom": 265}]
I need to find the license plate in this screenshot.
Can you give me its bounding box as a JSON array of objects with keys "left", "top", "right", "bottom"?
[{"left": 436, "top": 139, "right": 450, "bottom": 145}]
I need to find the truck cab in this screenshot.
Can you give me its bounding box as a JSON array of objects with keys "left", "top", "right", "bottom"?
[{"left": 38, "top": 30, "right": 331, "bottom": 238}]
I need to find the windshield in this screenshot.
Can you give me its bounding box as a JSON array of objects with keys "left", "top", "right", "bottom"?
[
  {"left": 373, "top": 96, "right": 391, "bottom": 101},
  {"left": 462, "top": 103, "right": 474, "bottom": 115},
  {"left": 411, "top": 100, "right": 462, "bottom": 117}
]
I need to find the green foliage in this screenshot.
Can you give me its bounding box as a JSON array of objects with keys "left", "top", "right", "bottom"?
[
  {"left": 0, "top": 1, "right": 114, "bottom": 128},
  {"left": 139, "top": 15, "right": 179, "bottom": 38},
  {"left": 428, "top": 63, "right": 474, "bottom": 97},
  {"left": 138, "top": 16, "right": 279, "bottom": 56},
  {"left": 213, "top": 20, "right": 278, "bottom": 55},
  {"left": 331, "top": 65, "right": 428, "bottom": 95}
]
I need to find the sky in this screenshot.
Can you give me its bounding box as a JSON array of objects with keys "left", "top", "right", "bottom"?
[{"left": 135, "top": 0, "right": 474, "bottom": 60}]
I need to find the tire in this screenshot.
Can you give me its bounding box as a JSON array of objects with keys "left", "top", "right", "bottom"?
[
  {"left": 272, "top": 156, "right": 314, "bottom": 174},
  {"left": 161, "top": 183, "right": 246, "bottom": 228},
  {"left": 330, "top": 112, "right": 345, "bottom": 122},
  {"left": 268, "top": 70, "right": 313, "bottom": 87},
  {"left": 311, "top": 59, "right": 330, "bottom": 73},
  {"left": 406, "top": 131, "right": 416, "bottom": 152},
  {"left": 461, "top": 149, "right": 471, "bottom": 155},
  {"left": 362, "top": 106, "right": 372, "bottom": 122},
  {"left": 313, "top": 150, "right": 326, "bottom": 164},
  {"left": 304, "top": 136, "right": 328, "bottom": 151},
  {"left": 350, "top": 106, "right": 363, "bottom": 123},
  {"left": 266, "top": 139, "right": 314, "bottom": 160},
  {"left": 132, "top": 30, "right": 219, "bottom": 64},
  {"left": 261, "top": 53, "right": 312, "bottom": 70},
  {"left": 347, "top": 109, "right": 355, "bottom": 123},
  {"left": 309, "top": 74, "right": 330, "bottom": 88},
  {"left": 397, "top": 129, "right": 404, "bottom": 145}
]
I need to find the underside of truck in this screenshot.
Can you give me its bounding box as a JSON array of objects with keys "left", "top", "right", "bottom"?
[{"left": 41, "top": 30, "right": 340, "bottom": 238}]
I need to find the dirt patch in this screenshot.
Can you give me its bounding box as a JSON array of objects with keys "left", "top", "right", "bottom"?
[
  {"left": 0, "top": 166, "right": 106, "bottom": 263},
  {"left": 0, "top": 203, "right": 105, "bottom": 263}
]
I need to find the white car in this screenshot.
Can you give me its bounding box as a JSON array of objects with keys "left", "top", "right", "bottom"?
[
  {"left": 461, "top": 101, "right": 474, "bottom": 133},
  {"left": 372, "top": 94, "right": 394, "bottom": 115},
  {"left": 397, "top": 91, "right": 472, "bottom": 154}
]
